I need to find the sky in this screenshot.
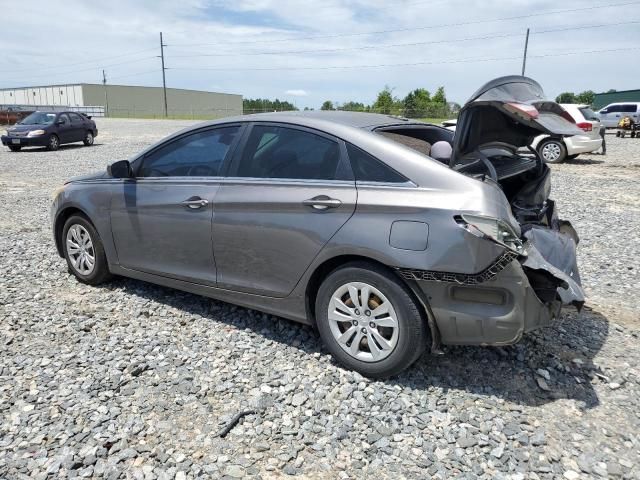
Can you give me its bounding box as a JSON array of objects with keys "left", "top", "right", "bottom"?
[{"left": 1, "top": 0, "right": 639, "bottom": 109}]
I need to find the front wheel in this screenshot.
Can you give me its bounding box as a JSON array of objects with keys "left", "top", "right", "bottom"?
[
  {"left": 47, "top": 134, "right": 60, "bottom": 151},
  {"left": 8, "top": 145, "right": 21, "bottom": 152},
  {"left": 62, "top": 214, "right": 112, "bottom": 285},
  {"left": 83, "top": 131, "right": 94, "bottom": 146},
  {"left": 315, "top": 262, "right": 427, "bottom": 378},
  {"left": 538, "top": 139, "right": 567, "bottom": 164}
]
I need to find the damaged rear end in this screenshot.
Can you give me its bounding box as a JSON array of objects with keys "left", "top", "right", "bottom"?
[{"left": 445, "top": 76, "right": 585, "bottom": 340}]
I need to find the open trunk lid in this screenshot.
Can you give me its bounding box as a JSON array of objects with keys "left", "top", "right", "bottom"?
[{"left": 452, "top": 76, "right": 583, "bottom": 162}]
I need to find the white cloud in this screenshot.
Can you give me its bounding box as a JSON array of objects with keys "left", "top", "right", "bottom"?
[{"left": 1, "top": 1, "right": 638, "bottom": 109}]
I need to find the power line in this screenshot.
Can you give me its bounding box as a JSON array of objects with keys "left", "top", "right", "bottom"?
[
  {"left": 167, "top": 46, "right": 640, "bottom": 72},
  {"left": 168, "top": 20, "right": 640, "bottom": 58},
  {"left": 1, "top": 56, "right": 158, "bottom": 85},
  {"left": 6, "top": 47, "right": 157, "bottom": 74},
  {"left": 168, "top": 1, "right": 640, "bottom": 47}
]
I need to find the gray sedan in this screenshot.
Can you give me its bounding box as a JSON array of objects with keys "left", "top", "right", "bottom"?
[{"left": 51, "top": 76, "right": 585, "bottom": 377}]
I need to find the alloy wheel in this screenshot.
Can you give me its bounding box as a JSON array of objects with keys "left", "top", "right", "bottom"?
[
  {"left": 85, "top": 132, "right": 94, "bottom": 145},
  {"left": 66, "top": 224, "right": 95, "bottom": 275},
  {"left": 327, "top": 282, "right": 399, "bottom": 362},
  {"left": 541, "top": 142, "right": 561, "bottom": 162},
  {"left": 49, "top": 136, "right": 59, "bottom": 150}
]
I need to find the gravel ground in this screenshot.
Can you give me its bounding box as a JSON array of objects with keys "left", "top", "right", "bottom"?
[{"left": 1, "top": 119, "right": 639, "bottom": 479}]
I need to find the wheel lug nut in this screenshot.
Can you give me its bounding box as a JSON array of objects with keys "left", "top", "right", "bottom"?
[
  {"left": 361, "top": 328, "right": 367, "bottom": 334},
  {"left": 365, "top": 310, "right": 371, "bottom": 316},
  {"left": 352, "top": 320, "right": 358, "bottom": 326},
  {"left": 354, "top": 309, "right": 360, "bottom": 315},
  {"left": 369, "top": 322, "right": 376, "bottom": 328}
]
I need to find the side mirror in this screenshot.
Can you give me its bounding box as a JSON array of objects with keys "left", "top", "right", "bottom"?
[
  {"left": 107, "top": 160, "right": 133, "bottom": 179},
  {"left": 56, "top": 120, "right": 65, "bottom": 125}
]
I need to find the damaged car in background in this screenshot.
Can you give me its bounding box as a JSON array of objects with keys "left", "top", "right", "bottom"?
[{"left": 51, "top": 75, "right": 584, "bottom": 378}]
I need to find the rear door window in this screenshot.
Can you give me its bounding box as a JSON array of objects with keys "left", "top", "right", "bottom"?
[
  {"left": 622, "top": 104, "right": 638, "bottom": 113},
  {"left": 139, "top": 126, "right": 240, "bottom": 177},
  {"left": 235, "top": 125, "right": 350, "bottom": 181},
  {"left": 346, "top": 143, "right": 408, "bottom": 183},
  {"left": 579, "top": 107, "right": 598, "bottom": 121},
  {"left": 69, "top": 112, "right": 84, "bottom": 125}
]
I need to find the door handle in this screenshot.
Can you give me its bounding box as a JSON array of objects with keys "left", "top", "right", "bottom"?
[
  {"left": 302, "top": 195, "right": 342, "bottom": 210},
  {"left": 181, "top": 197, "right": 209, "bottom": 209}
]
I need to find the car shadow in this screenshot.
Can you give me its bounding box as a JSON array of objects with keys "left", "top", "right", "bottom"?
[
  {"left": 98, "top": 278, "right": 607, "bottom": 409},
  {"left": 565, "top": 156, "right": 605, "bottom": 165},
  {"left": 10, "top": 143, "right": 103, "bottom": 153}
]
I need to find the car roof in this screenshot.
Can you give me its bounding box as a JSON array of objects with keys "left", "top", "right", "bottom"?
[{"left": 201, "top": 110, "right": 426, "bottom": 131}]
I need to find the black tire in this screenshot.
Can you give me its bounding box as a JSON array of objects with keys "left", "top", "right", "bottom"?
[
  {"left": 567, "top": 154, "right": 579, "bottom": 160},
  {"left": 83, "top": 131, "right": 94, "bottom": 146},
  {"left": 62, "top": 214, "right": 112, "bottom": 285},
  {"left": 537, "top": 138, "right": 567, "bottom": 164},
  {"left": 8, "top": 145, "right": 21, "bottom": 152},
  {"left": 47, "top": 134, "right": 60, "bottom": 151},
  {"left": 315, "top": 262, "right": 427, "bottom": 378}
]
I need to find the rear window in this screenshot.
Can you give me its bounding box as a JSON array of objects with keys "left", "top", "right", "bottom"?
[
  {"left": 579, "top": 107, "right": 598, "bottom": 121},
  {"left": 622, "top": 104, "right": 638, "bottom": 113},
  {"left": 346, "top": 143, "right": 408, "bottom": 183}
]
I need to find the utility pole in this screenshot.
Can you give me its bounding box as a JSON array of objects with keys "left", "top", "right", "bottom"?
[
  {"left": 521, "top": 28, "right": 530, "bottom": 76},
  {"left": 102, "top": 69, "right": 109, "bottom": 117},
  {"left": 159, "top": 32, "right": 168, "bottom": 117}
]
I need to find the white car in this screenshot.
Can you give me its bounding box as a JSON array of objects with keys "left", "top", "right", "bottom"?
[
  {"left": 597, "top": 102, "right": 640, "bottom": 128},
  {"left": 531, "top": 104, "right": 603, "bottom": 163}
]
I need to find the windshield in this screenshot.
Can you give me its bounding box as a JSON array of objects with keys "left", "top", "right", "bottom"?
[
  {"left": 579, "top": 107, "right": 599, "bottom": 121},
  {"left": 19, "top": 112, "right": 57, "bottom": 125}
]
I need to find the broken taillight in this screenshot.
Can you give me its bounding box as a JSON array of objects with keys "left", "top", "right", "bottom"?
[
  {"left": 576, "top": 121, "right": 592, "bottom": 132},
  {"left": 505, "top": 102, "right": 539, "bottom": 119}
]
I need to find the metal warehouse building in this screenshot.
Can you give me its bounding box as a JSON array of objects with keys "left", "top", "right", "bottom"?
[
  {"left": 593, "top": 89, "right": 640, "bottom": 109},
  {"left": 0, "top": 84, "right": 243, "bottom": 118}
]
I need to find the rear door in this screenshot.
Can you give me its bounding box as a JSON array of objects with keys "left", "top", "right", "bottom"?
[
  {"left": 68, "top": 113, "right": 86, "bottom": 142},
  {"left": 55, "top": 113, "right": 73, "bottom": 143},
  {"left": 110, "top": 125, "right": 243, "bottom": 285},
  {"left": 622, "top": 103, "right": 640, "bottom": 123},
  {"left": 212, "top": 123, "right": 356, "bottom": 297}
]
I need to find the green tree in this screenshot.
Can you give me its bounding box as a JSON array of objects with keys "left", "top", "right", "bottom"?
[
  {"left": 373, "top": 86, "right": 399, "bottom": 114},
  {"left": 321, "top": 100, "right": 335, "bottom": 111},
  {"left": 242, "top": 98, "right": 297, "bottom": 113},
  {"left": 339, "top": 101, "right": 367, "bottom": 112},
  {"left": 576, "top": 90, "right": 595, "bottom": 105},
  {"left": 555, "top": 92, "right": 576, "bottom": 103},
  {"left": 431, "top": 86, "right": 447, "bottom": 105},
  {"left": 403, "top": 88, "right": 430, "bottom": 118}
]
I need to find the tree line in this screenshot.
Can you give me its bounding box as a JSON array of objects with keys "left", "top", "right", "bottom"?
[
  {"left": 555, "top": 89, "right": 616, "bottom": 105},
  {"left": 243, "top": 86, "right": 460, "bottom": 119},
  {"left": 321, "top": 86, "right": 458, "bottom": 118}
]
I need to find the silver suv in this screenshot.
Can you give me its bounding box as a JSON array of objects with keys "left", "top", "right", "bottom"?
[{"left": 51, "top": 76, "right": 584, "bottom": 377}]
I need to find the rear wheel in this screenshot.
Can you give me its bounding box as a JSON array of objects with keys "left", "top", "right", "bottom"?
[
  {"left": 8, "top": 145, "right": 21, "bottom": 152},
  {"left": 47, "top": 134, "right": 60, "bottom": 151},
  {"left": 537, "top": 138, "right": 567, "bottom": 164},
  {"left": 83, "top": 131, "right": 94, "bottom": 146},
  {"left": 62, "top": 214, "right": 112, "bottom": 285},
  {"left": 315, "top": 262, "right": 427, "bottom": 378}
]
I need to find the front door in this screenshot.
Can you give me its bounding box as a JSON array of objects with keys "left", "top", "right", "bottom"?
[
  {"left": 212, "top": 123, "right": 356, "bottom": 297},
  {"left": 110, "top": 125, "right": 243, "bottom": 285}
]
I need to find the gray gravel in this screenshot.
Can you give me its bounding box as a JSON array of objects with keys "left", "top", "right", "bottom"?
[{"left": 1, "top": 119, "right": 639, "bottom": 479}]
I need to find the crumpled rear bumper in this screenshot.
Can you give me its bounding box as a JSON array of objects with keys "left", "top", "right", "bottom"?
[{"left": 401, "top": 221, "right": 584, "bottom": 346}]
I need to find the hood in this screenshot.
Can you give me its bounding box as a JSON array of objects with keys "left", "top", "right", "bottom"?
[
  {"left": 65, "top": 170, "right": 108, "bottom": 184},
  {"left": 452, "top": 76, "right": 584, "bottom": 161},
  {"left": 7, "top": 123, "right": 51, "bottom": 132}
]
